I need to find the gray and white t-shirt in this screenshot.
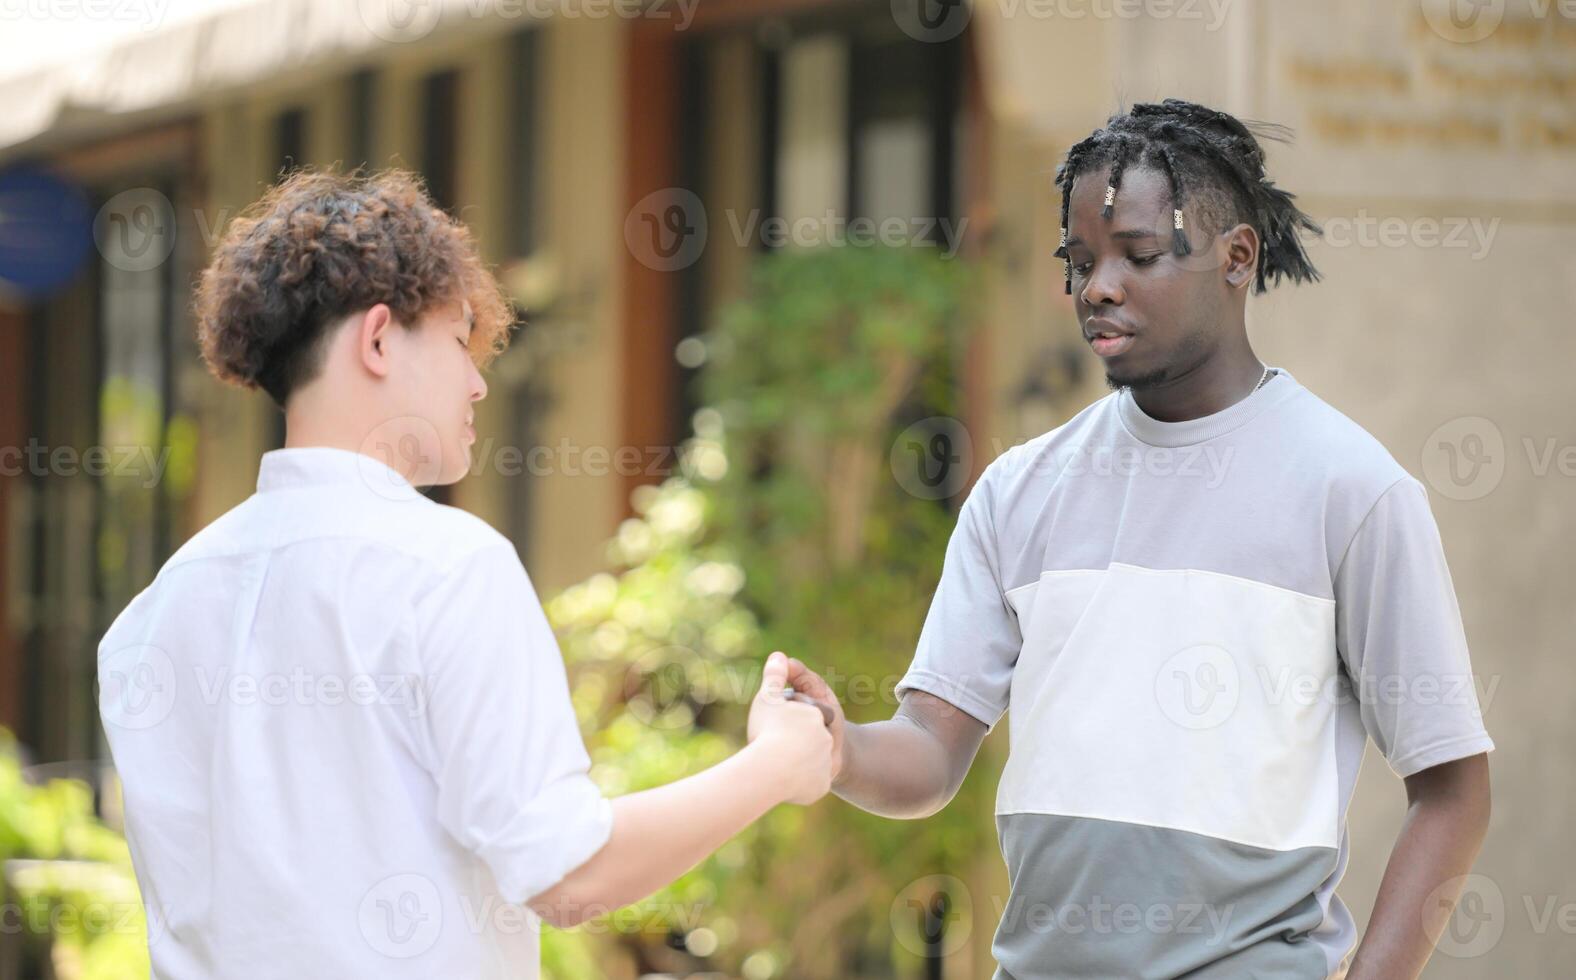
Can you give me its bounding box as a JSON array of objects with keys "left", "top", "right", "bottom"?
[{"left": 896, "top": 368, "right": 1495, "bottom": 979}]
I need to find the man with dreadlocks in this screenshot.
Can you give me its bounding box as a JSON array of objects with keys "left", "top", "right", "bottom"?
[{"left": 786, "top": 99, "right": 1495, "bottom": 978}]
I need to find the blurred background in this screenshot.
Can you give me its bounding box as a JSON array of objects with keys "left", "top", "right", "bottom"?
[{"left": 0, "top": 0, "right": 1571, "bottom": 977}]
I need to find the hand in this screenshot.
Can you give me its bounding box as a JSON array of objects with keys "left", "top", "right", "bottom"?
[
  {"left": 784, "top": 657, "right": 847, "bottom": 788},
  {"left": 747, "top": 651, "right": 835, "bottom": 806}
]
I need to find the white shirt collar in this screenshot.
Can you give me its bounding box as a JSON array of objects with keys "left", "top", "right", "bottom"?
[
  {"left": 256, "top": 446, "right": 419, "bottom": 500},
  {"left": 1116, "top": 367, "right": 1300, "bottom": 448}
]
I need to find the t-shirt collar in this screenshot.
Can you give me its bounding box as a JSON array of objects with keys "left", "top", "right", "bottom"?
[{"left": 1116, "top": 367, "right": 1300, "bottom": 448}]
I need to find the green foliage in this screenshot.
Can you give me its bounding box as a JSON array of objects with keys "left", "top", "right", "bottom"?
[
  {"left": 546, "top": 470, "right": 778, "bottom": 975},
  {"left": 0, "top": 730, "right": 150, "bottom": 980},
  {"left": 546, "top": 245, "right": 989, "bottom": 977},
  {"left": 704, "top": 245, "right": 991, "bottom": 977}
]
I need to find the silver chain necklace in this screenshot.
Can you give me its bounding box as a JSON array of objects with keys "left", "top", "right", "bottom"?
[{"left": 1252, "top": 364, "right": 1272, "bottom": 392}]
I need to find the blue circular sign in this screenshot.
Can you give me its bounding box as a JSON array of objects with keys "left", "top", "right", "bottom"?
[{"left": 0, "top": 165, "right": 95, "bottom": 298}]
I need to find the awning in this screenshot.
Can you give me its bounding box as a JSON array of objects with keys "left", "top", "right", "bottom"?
[
  {"left": 0, "top": 0, "right": 1086, "bottom": 163},
  {"left": 0, "top": 0, "right": 544, "bottom": 161}
]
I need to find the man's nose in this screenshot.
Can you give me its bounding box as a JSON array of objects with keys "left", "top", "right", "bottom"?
[{"left": 1081, "top": 259, "right": 1125, "bottom": 306}]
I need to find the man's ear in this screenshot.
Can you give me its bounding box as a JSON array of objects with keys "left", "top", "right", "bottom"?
[
  {"left": 1222, "top": 223, "right": 1259, "bottom": 290},
  {"left": 357, "top": 304, "right": 396, "bottom": 379}
]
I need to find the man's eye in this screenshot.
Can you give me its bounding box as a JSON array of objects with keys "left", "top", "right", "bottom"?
[
  {"left": 1072, "top": 262, "right": 1093, "bottom": 276},
  {"left": 1131, "top": 254, "right": 1162, "bottom": 266}
]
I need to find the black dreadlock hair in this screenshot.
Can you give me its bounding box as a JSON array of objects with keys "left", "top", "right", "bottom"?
[{"left": 1052, "top": 98, "right": 1323, "bottom": 296}]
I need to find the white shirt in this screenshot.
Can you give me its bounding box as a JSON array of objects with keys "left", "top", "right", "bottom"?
[{"left": 97, "top": 447, "right": 613, "bottom": 979}]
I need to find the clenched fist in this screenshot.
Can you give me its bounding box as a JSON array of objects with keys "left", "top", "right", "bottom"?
[{"left": 747, "top": 651, "right": 836, "bottom": 806}]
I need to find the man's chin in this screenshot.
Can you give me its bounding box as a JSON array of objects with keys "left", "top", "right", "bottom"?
[
  {"left": 1104, "top": 364, "right": 1171, "bottom": 392},
  {"left": 416, "top": 446, "right": 470, "bottom": 489},
  {"left": 438, "top": 452, "right": 471, "bottom": 487}
]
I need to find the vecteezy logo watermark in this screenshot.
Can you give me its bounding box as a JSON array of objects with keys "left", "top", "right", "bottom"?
[
  {"left": 94, "top": 188, "right": 177, "bottom": 273},
  {"left": 893, "top": 426, "right": 1238, "bottom": 495},
  {"left": 99, "top": 653, "right": 434, "bottom": 730},
  {"left": 358, "top": 0, "right": 700, "bottom": 42},
  {"left": 625, "top": 187, "right": 708, "bottom": 273},
  {"left": 0, "top": 896, "right": 153, "bottom": 940},
  {"left": 359, "top": 873, "right": 443, "bottom": 958},
  {"left": 724, "top": 210, "right": 968, "bottom": 258},
  {"left": 465, "top": 438, "right": 690, "bottom": 480},
  {"left": 1421, "top": 416, "right": 1505, "bottom": 501},
  {"left": 1422, "top": 416, "right": 1576, "bottom": 502},
  {"left": 1159, "top": 650, "right": 1497, "bottom": 732},
  {"left": 895, "top": 0, "right": 1238, "bottom": 42},
  {"left": 1418, "top": 874, "right": 1576, "bottom": 959},
  {"left": 1052, "top": 443, "right": 1235, "bottom": 488},
  {"left": 0, "top": 0, "right": 170, "bottom": 29},
  {"left": 1421, "top": 0, "right": 1576, "bottom": 43},
  {"left": 890, "top": 874, "right": 973, "bottom": 958},
  {"left": 1155, "top": 644, "right": 1240, "bottom": 730},
  {"left": 0, "top": 858, "right": 166, "bottom": 943},
  {"left": 891, "top": 0, "right": 972, "bottom": 42},
  {"left": 625, "top": 189, "right": 969, "bottom": 272},
  {"left": 1420, "top": 0, "right": 1507, "bottom": 43},
  {"left": 192, "top": 666, "right": 429, "bottom": 718},
  {"left": 623, "top": 646, "right": 717, "bottom": 730},
  {"left": 353, "top": 426, "right": 718, "bottom": 486},
  {"left": 622, "top": 657, "right": 954, "bottom": 728},
  {"left": 357, "top": 0, "right": 444, "bottom": 42},
  {"left": 1424, "top": 873, "right": 1505, "bottom": 958},
  {"left": 1256, "top": 666, "right": 1498, "bottom": 718},
  {"left": 890, "top": 417, "right": 973, "bottom": 500},
  {"left": 357, "top": 416, "right": 443, "bottom": 500},
  {"left": 0, "top": 440, "right": 171, "bottom": 489},
  {"left": 474, "top": 895, "right": 709, "bottom": 935},
  {"left": 1319, "top": 212, "right": 1500, "bottom": 260},
  {"left": 997, "top": 0, "right": 1235, "bottom": 28},
  {"left": 993, "top": 894, "right": 1236, "bottom": 943},
  {"left": 97, "top": 643, "right": 178, "bottom": 731}
]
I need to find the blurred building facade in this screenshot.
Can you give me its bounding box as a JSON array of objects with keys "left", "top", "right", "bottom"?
[{"left": 0, "top": 0, "right": 1571, "bottom": 975}]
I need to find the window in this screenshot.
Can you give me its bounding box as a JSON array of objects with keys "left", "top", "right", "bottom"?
[
  {"left": 420, "top": 69, "right": 459, "bottom": 213},
  {"left": 275, "top": 106, "right": 307, "bottom": 177},
  {"left": 506, "top": 30, "right": 540, "bottom": 258},
  {"left": 348, "top": 68, "right": 378, "bottom": 173},
  {"left": 18, "top": 176, "right": 183, "bottom": 764},
  {"left": 667, "top": 13, "right": 964, "bottom": 436},
  {"left": 502, "top": 28, "right": 542, "bottom": 552}
]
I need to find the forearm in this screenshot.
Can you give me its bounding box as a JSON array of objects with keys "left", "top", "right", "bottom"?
[
  {"left": 529, "top": 740, "right": 786, "bottom": 925},
  {"left": 832, "top": 717, "right": 958, "bottom": 819},
  {"left": 1347, "top": 773, "right": 1491, "bottom": 980}
]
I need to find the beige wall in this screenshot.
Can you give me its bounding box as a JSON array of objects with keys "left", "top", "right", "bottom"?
[{"left": 1258, "top": 214, "right": 1576, "bottom": 978}]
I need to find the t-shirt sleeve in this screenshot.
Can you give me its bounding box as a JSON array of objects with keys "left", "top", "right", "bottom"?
[
  {"left": 414, "top": 539, "right": 613, "bottom": 904},
  {"left": 894, "top": 474, "right": 1022, "bottom": 731},
  {"left": 1333, "top": 476, "right": 1496, "bottom": 779}
]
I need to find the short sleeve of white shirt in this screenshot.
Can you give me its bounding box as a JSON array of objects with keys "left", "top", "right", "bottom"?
[
  {"left": 414, "top": 540, "right": 613, "bottom": 903},
  {"left": 1334, "top": 477, "right": 1496, "bottom": 778},
  {"left": 894, "top": 470, "right": 1022, "bottom": 731}
]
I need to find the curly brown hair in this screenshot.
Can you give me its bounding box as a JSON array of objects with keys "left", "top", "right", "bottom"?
[{"left": 194, "top": 167, "right": 514, "bottom": 406}]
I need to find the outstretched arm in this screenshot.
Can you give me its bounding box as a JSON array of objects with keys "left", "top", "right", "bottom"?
[
  {"left": 527, "top": 652, "right": 834, "bottom": 927},
  {"left": 786, "top": 659, "right": 988, "bottom": 819}
]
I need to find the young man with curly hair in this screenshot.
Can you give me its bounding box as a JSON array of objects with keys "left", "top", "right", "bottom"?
[
  {"left": 96, "top": 168, "right": 836, "bottom": 979},
  {"left": 789, "top": 99, "right": 1496, "bottom": 980}
]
